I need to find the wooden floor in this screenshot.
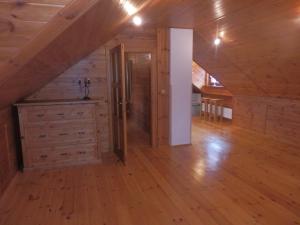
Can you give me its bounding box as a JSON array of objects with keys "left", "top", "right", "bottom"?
[{"left": 1, "top": 117, "right": 300, "bottom": 225}]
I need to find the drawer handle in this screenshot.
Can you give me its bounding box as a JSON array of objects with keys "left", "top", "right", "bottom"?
[
  {"left": 60, "top": 153, "right": 68, "bottom": 156},
  {"left": 39, "top": 134, "right": 46, "bottom": 138},
  {"left": 40, "top": 155, "right": 48, "bottom": 159},
  {"left": 78, "top": 131, "right": 85, "bottom": 135},
  {"left": 59, "top": 133, "right": 68, "bottom": 136},
  {"left": 56, "top": 113, "right": 65, "bottom": 116},
  {"left": 37, "top": 114, "right": 45, "bottom": 118},
  {"left": 78, "top": 151, "right": 86, "bottom": 155},
  {"left": 77, "top": 112, "right": 84, "bottom": 115}
]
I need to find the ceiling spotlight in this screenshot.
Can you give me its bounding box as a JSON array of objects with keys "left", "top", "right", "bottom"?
[
  {"left": 214, "top": 37, "right": 221, "bottom": 46},
  {"left": 133, "top": 15, "right": 142, "bottom": 26},
  {"left": 123, "top": 1, "right": 137, "bottom": 15},
  {"left": 219, "top": 31, "right": 225, "bottom": 37}
]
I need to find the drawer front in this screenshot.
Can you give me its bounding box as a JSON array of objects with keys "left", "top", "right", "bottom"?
[
  {"left": 25, "top": 121, "right": 97, "bottom": 148},
  {"left": 26, "top": 105, "right": 95, "bottom": 123},
  {"left": 29, "top": 144, "right": 98, "bottom": 168}
]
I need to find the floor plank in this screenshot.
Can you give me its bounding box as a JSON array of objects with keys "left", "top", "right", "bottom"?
[{"left": 0, "top": 117, "right": 299, "bottom": 225}]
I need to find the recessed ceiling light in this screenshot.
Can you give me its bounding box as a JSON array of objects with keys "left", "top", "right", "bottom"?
[
  {"left": 133, "top": 15, "right": 142, "bottom": 26},
  {"left": 214, "top": 37, "right": 221, "bottom": 46},
  {"left": 219, "top": 31, "right": 225, "bottom": 37}
]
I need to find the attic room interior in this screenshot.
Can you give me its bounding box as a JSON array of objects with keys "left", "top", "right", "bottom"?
[{"left": 0, "top": 0, "right": 299, "bottom": 224}]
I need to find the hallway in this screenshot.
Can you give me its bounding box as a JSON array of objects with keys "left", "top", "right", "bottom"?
[{"left": 0, "top": 119, "right": 299, "bottom": 225}]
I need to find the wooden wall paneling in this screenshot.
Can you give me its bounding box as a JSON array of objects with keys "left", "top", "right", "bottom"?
[
  {"left": 105, "top": 28, "right": 157, "bottom": 51},
  {"left": 27, "top": 48, "right": 108, "bottom": 101},
  {"left": 265, "top": 100, "right": 300, "bottom": 145},
  {"left": 104, "top": 47, "right": 114, "bottom": 152},
  {"left": 233, "top": 96, "right": 300, "bottom": 146},
  {"left": 26, "top": 47, "right": 111, "bottom": 153},
  {"left": 127, "top": 53, "right": 151, "bottom": 132},
  {"left": 150, "top": 51, "right": 158, "bottom": 147},
  {"left": 26, "top": 28, "right": 158, "bottom": 152},
  {"left": 0, "top": 107, "right": 17, "bottom": 197},
  {"left": 0, "top": 0, "right": 299, "bottom": 106},
  {"left": 233, "top": 97, "right": 268, "bottom": 133},
  {"left": 0, "top": 124, "right": 10, "bottom": 194},
  {"left": 156, "top": 28, "right": 170, "bottom": 146},
  {"left": 0, "top": 0, "right": 158, "bottom": 109}
]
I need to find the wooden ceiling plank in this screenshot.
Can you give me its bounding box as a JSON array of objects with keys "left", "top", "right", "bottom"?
[
  {"left": 0, "top": 17, "right": 46, "bottom": 38},
  {"left": 192, "top": 0, "right": 300, "bottom": 98},
  {"left": 0, "top": 2, "right": 64, "bottom": 22},
  {"left": 0, "top": 0, "right": 159, "bottom": 108},
  {"left": 1, "top": 0, "right": 300, "bottom": 105}
]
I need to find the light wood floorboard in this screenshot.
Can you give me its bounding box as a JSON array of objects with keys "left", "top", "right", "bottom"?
[{"left": 0, "top": 117, "right": 299, "bottom": 225}]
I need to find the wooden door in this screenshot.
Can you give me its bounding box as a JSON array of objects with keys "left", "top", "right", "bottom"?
[{"left": 110, "top": 44, "right": 127, "bottom": 164}]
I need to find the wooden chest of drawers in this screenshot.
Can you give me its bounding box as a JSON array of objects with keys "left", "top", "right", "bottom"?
[{"left": 16, "top": 100, "right": 101, "bottom": 169}]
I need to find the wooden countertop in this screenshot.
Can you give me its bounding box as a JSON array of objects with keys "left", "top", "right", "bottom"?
[
  {"left": 200, "top": 86, "right": 233, "bottom": 97},
  {"left": 15, "top": 99, "right": 102, "bottom": 107}
]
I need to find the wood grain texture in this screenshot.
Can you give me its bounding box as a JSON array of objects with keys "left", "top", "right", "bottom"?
[
  {"left": 16, "top": 101, "right": 102, "bottom": 169},
  {"left": 0, "top": 0, "right": 156, "bottom": 108},
  {"left": 191, "top": 0, "right": 300, "bottom": 98},
  {"left": 26, "top": 47, "right": 111, "bottom": 153},
  {"left": 2, "top": 0, "right": 298, "bottom": 148},
  {"left": 127, "top": 53, "right": 151, "bottom": 133},
  {"left": 0, "top": 0, "right": 70, "bottom": 63},
  {"left": 192, "top": 61, "right": 206, "bottom": 90},
  {"left": 233, "top": 96, "right": 300, "bottom": 146},
  {"left": 0, "top": 107, "right": 17, "bottom": 197},
  {"left": 156, "top": 28, "right": 169, "bottom": 146},
  {"left": 0, "top": 119, "right": 300, "bottom": 225},
  {"left": 25, "top": 27, "right": 161, "bottom": 151},
  {"left": 0, "top": 0, "right": 299, "bottom": 105}
]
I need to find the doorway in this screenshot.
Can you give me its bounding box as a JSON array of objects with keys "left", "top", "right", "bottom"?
[
  {"left": 109, "top": 46, "right": 157, "bottom": 163},
  {"left": 125, "top": 52, "right": 152, "bottom": 147}
]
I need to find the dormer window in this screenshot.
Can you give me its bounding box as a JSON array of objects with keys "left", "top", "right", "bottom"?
[{"left": 209, "top": 75, "right": 223, "bottom": 87}]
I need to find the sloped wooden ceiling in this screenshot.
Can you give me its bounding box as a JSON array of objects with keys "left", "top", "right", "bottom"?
[
  {"left": 191, "top": 0, "right": 300, "bottom": 98},
  {"left": 140, "top": 0, "right": 300, "bottom": 98},
  {"left": 0, "top": 0, "right": 72, "bottom": 65},
  {"left": 0, "top": 0, "right": 299, "bottom": 108},
  {"left": 0, "top": 0, "right": 159, "bottom": 108}
]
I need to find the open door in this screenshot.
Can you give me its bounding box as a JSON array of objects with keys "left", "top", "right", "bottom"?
[{"left": 110, "top": 44, "right": 127, "bottom": 164}]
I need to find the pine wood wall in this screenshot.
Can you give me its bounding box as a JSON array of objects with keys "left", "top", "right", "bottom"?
[
  {"left": 26, "top": 27, "right": 168, "bottom": 150},
  {"left": 157, "top": 28, "right": 170, "bottom": 145},
  {"left": 0, "top": 108, "right": 17, "bottom": 197},
  {"left": 127, "top": 53, "right": 151, "bottom": 132},
  {"left": 26, "top": 47, "right": 111, "bottom": 152},
  {"left": 233, "top": 96, "right": 300, "bottom": 146}
]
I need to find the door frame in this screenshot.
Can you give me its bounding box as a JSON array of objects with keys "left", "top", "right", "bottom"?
[
  {"left": 109, "top": 44, "right": 128, "bottom": 163},
  {"left": 107, "top": 45, "right": 158, "bottom": 149}
]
